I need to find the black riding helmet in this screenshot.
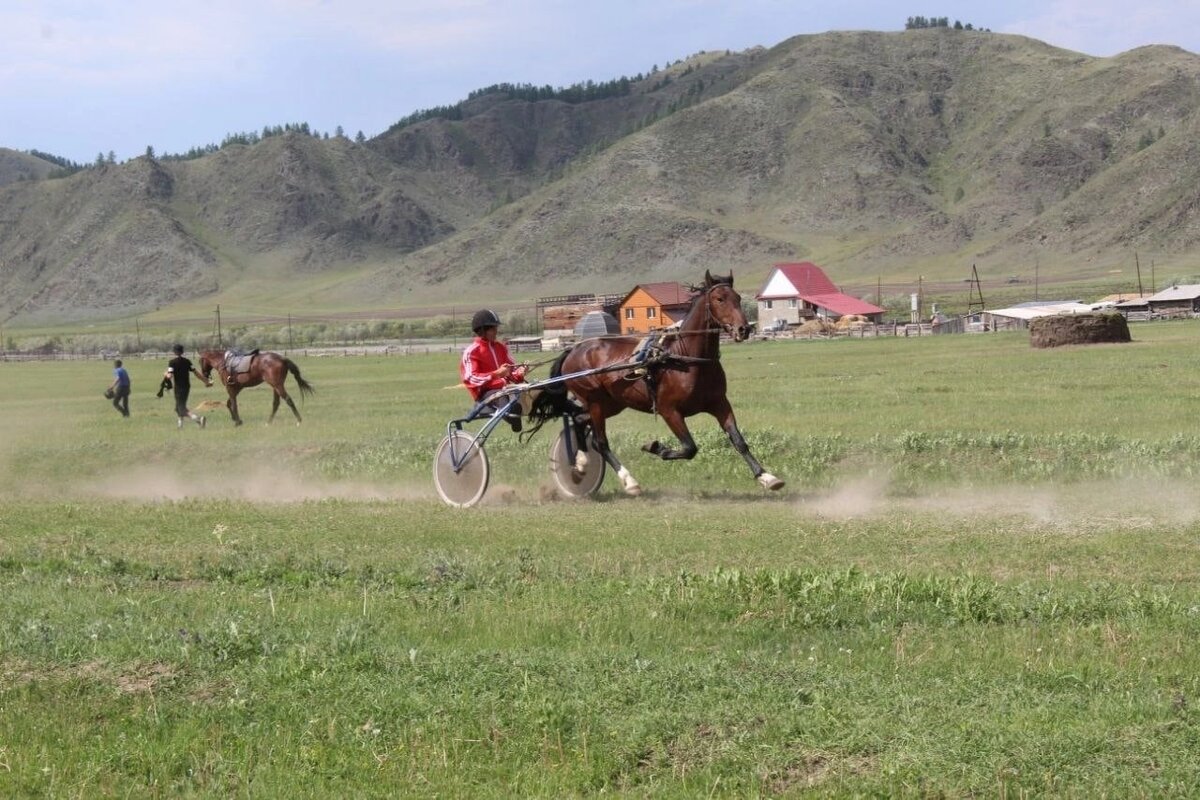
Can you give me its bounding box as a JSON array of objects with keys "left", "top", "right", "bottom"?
[{"left": 471, "top": 309, "right": 502, "bottom": 333}]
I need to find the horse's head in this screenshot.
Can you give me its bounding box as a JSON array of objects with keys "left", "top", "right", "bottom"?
[
  {"left": 702, "top": 270, "right": 751, "bottom": 342},
  {"left": 198, "top": 351, "right": 216, "bottom": 381}
]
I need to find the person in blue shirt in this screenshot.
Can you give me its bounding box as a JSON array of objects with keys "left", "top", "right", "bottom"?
[{"left": 108, "top": 359, "right": 131, "bottom": 417}]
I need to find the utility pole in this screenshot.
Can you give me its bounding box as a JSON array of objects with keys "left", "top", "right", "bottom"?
[
  {"left": 1034, "top": 256, "right": 1039, "bottom": 301},
  {"left": 1151, "top": 258, "right": 1156, "bottom": 294},
  {"left": 287, "top": 314, "right": 293, "bottom": 353},
  {"left": 877, "top": 276, "right": 882, "bottom": 308},
  {"left": 967, "top": 264, "right": 986, "bottom": 316},
  {"left": 1135, "top": 252, "right": 1144, "bottom": 297},
  {"left": 215, "top": 305, "right": 223, "bottom": 346},
  {"left": 135, "top": 318, "right": 142, "bottom": 351}
]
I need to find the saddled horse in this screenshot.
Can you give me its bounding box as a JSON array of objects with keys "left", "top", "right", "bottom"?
[
  {"left": 197, "top": 349, "right": 314, "bottom": 426},
  {"left": 550, "top": 270, "right": 783, "bottom": 496}
]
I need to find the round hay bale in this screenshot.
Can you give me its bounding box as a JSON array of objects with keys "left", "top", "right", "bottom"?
[
  {"left": 796, "top": 318, "right": 834, "bottom": 335},
  {"left": 1029, "top": 313, "right": 1131, "bottom": 348},
  {"left": 834, "top": 314, "right": 869, "bottom": 330}
]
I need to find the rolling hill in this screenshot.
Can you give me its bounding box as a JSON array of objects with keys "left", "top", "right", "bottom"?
[{"left": 3, "top": 29, "right": 1200, "bottom": 325}]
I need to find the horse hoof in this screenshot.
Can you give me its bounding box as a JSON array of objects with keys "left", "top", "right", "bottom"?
[
  {"left": 641, "top": 441, "right": 661, "bottom": 455},
  {"left": 625, "top": 484, "right": 643, "bottom": 497},
  {"left": 758, "top": 473, "right": 785, "bottom": 491}
]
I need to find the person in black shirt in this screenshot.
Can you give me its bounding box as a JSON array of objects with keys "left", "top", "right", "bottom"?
[{"left": 165, "top": 344, "right": 212, "bottom": 428}]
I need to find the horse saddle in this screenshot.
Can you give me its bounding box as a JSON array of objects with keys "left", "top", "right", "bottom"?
[{"left": 224, "top": 348, "right": 260, "bottom": 375}]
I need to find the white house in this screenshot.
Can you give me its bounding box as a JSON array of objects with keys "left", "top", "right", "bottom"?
[{"left": 755, "top": 262, "right": 885, "bottom": 329}]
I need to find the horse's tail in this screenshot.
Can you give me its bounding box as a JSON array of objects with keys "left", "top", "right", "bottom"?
[
  {"left": 525, "top": 349, "right": 581, "bottom": 434},
  {"left": 285, "top": 358, "right": 315, "bottom": 398}
]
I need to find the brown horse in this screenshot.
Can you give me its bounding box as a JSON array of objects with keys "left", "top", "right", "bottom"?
[
  {"left": 197, "top": 349, "right": 314, "bottom": 426},
  {"left": 557, "top": 270, "right": 783, "bottom": 496}
]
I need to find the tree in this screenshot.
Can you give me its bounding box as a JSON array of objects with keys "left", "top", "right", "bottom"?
[
  {"left": 145, "top": 145, "right": 155, "bottom": 159},
  {"left": 335, "top": 125, "right": 345, "bottom": 138},
  {"left": 355, "top": 131, "right": 366, "bottom": 144},
  {"left": 107, "top": 151, "right": 116, "bottom": 164}
]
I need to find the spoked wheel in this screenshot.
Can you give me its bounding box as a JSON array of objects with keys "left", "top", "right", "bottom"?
[
  {"left": 548, "top": 428, "right": 606, "bottom": 499},
  {"left": 433, "top": 431, "right": 490, "bottom": 508}
]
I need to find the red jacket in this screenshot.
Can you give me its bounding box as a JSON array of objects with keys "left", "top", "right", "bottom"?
[{"left": 460, "top": 336, "right": 523, "bottom": 400}]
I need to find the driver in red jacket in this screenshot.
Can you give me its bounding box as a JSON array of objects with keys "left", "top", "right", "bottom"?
[{"left": 460, "top": 309, "right": 527, "bottom": 431}]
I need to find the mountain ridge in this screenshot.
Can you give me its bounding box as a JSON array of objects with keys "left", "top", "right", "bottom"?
[{"left": 3, "top": 30, "right": 1200, "bottom": 325}]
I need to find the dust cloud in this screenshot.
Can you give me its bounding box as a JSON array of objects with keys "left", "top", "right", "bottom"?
[
  {"left": 78, "top": 466, "right": 434, "bottom": 503},
  {"left": 803, "top": 473, "right": 1200, "bottom": 527}
]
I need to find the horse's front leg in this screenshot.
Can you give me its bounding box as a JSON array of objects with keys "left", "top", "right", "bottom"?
[
  {"left": 642, "top": 408, "right": 699, "bottom": 460},
  {"left": 710, "top": 399, "right": 784, "bottom": 490},
  {"left": 227, "top": 388, "right": 243, "bottom": 427},
  {"left": 588, "top": 408, "right": 641, "bottom": 496}
]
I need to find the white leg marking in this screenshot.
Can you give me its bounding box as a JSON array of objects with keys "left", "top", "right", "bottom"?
[
  {"left": 617, "top": 466, "right": 642, "bottom": 496},
  {"left": 757, "top": 472, "right": 785, "bottom": 491}
]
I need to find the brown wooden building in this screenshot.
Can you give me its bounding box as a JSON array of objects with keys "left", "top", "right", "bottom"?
[{"left": 617, "top": 282, "right": 692, "bottom": 334}]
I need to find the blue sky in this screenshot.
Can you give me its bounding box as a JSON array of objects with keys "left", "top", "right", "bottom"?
[{"left": 3, "top": 0, "right": 1199, "bottom": 164}]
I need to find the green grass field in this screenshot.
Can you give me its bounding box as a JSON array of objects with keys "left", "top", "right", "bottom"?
[{"left": 3, "top": 325, "right": 1200, "bottom": 796}]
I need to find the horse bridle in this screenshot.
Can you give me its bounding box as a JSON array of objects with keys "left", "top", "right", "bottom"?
[{"left": 697, "top": 281, "right": 742, "bottom": 339}]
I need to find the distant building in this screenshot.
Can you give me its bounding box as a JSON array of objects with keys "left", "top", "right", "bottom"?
[
  {"left": 982, "top": 300, "right": 1095, "bottom": 331},
  {"left": 575, "top": 311, "right": 621, "bottom": 339},
  {"left": 538, "top": 292, "right": 623, "bottom": 338},
  {"left": 1118, "top": 283, "right": 1200, "bottom": 316},
  {"left": 617, "top": 282, "right": 692, "bottom": 334},
  {"left": 755, "top": 262, "right": 885, "bottom": 328}
]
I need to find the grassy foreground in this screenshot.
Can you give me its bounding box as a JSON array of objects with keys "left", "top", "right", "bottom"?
[{"left": 3, "top": 325, "right": 1200, "bottom": 796}]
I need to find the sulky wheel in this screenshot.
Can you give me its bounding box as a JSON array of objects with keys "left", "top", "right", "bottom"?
[
  {"left": 548, "top": 428, "right": 606, "bottom": 499},
  {"left": 433, "top": 431, "right": 490, "bottom": 508}
]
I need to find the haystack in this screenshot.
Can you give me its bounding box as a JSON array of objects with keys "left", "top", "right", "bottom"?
[
  {"left": 834, "top": 314, "right": 870, "bottom": 330},
  {"left": 1029, "top": 313, "right": 1131, "bottom": 348},
  {"left": 796, "top": 318, "right": 835, "bottom": 335}
]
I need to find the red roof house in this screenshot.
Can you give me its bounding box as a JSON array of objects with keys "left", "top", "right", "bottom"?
[{"left": 755, "top": 262, "right": 885, "bottom": 326}]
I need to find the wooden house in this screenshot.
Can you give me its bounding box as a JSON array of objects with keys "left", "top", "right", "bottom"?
[
  {"left": 1146, "top": 284, "right": 1200, "bottom": 317},
  {"left": 617, "top": 282, "right": 692, "bottom": 334}
]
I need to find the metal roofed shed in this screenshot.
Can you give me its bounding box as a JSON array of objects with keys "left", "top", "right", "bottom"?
[
  {"left": 574, "top": 311, "right": 620, "bottom": 339},
  {"left": 982, "top": 302, "right": 1095, "bottom": 331}
]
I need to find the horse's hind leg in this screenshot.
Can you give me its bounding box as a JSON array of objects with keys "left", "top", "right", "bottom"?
[
  {"left": 268, "top": 392, "right": 281, "bottom": 424},
  {"left": 588, "top": 409, "right": 641, "bottom": 496},
  {"left": 278, "top": 387, "right": 302, "bottom": 425},
  {"left": 710, "top": 398, "right": 784, "bottom": 491}
]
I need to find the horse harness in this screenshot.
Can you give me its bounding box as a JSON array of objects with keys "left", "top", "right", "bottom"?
[{"left": 622, "top": 332, "right": 719, "bottom": 415}]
